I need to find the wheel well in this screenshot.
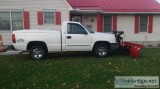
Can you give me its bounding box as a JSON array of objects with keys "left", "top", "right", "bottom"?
[
  {"left": 93, "top": 41, "right": 111, "bottom": 51},
  {"left": 27, "top": 41, "right": 48, "bottom": 52}
]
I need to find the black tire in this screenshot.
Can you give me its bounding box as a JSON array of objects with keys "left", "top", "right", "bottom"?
[
  {"left": 29, "top": 46, "right": 46, "bottom": 60},
  {"left": 93, "top": 44, "right": 109, "bottom": 58}
]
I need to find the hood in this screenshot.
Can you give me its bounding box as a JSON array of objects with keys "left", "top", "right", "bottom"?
[
  {"left": 93, "top": 32, "right": 114, "bottom": 36},
  {"left": 91, "top": 32, "right": 116, "bottom": 43}
]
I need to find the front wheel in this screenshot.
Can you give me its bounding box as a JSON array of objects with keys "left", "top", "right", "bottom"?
[
  {"left": 93, "top": 44, "right": 109, "bottom": 58},
  {"left": 29, "top": 46, "right": 46, "bottom": 60}
]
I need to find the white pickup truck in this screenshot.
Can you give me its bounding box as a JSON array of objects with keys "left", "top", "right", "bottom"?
[{"left": 12, "top": 21, "right": 120, "bottom": 60}]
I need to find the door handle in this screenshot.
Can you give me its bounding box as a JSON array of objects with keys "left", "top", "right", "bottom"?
[{"left": 67, "top": 36, "right": 72, "bottom": 39}]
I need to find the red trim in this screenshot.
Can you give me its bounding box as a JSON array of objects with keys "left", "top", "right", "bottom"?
[
  {"left": 135, "top": 15, "right": 139, "bottom": 33},
  {"left": 97, "top": 14, "right": 102, "bottom": 32},
  {"left": 56, "top": 12, "right": 61, "bottom": 25},
  {"left": 37, "top": 11, "right": 43, "bottom": 25},
  {"left": 113, "top": 15, "right": 117, "bottom": 31},
  {"left": 148, "top": 15, "right": 153, "bottom": 33},
  {"left": 23, "top": 11, "right": 30, "bottom": 29},
  {"left": 12, "top": 34, "right": 16, "bottom": 43}
]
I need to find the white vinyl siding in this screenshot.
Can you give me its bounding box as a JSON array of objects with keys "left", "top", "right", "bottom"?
[
  {"left": 0, "top": 0, "right": 70, "bottom": 30},
  {"left": 0, "top": 0, "right": 70, "bottom": 45},
  {"left": 117, "top": 15, "right": 160, "bottom": 44},
  {"left": 81, "top": 15, "right": 97, "bottom": 32}
]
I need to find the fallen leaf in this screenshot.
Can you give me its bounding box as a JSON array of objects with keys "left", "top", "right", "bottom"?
[{"left": 61, "top": 82, "right": 66, "bottom": 86}]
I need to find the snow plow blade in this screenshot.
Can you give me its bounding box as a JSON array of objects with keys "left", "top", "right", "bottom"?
[
  {"left": 113, "top": 31, "right": 145, "bottom": 58},
  {"left": 120, "top": 42, "right": 145, "bottom": 58}
]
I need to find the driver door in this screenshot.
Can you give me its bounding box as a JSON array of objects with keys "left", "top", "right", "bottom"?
[{"left": 65, "top": 23, "right": 92, "bottom": 51}]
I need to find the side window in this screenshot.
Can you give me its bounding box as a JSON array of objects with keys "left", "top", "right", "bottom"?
[{"left": 67, "top": 23, "right": 87, "bottom": 34}]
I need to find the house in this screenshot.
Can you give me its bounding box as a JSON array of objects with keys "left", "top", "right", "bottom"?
[
  {"left": 67, "top": 0, "right": 160, "bottom": 46},
  {"left": 0, "top": 0, "right": 72, "bottom": 45},
  {"left": 0, "top": 0, "right": 160, "bottom": 47}
]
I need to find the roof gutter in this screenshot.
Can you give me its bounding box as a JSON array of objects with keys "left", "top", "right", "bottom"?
[
  {"left": 70, "top": 9, "right": 160, "bottom": 14},
  {"left": 71, "top": 9, "right": 103, "bottom": 13}
]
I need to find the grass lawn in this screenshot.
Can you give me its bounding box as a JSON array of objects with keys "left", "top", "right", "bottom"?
[{"left": 0, "top": 48, "right": 160, "bottom": 89}]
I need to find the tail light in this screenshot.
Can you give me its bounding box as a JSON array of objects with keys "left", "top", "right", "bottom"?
[{"left": 12, "top": 34, "right": 16, "bottom": 43}]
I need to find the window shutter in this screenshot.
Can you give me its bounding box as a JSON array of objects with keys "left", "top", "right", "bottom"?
[
  {"left": 23, "top": 11, "right": 30, "bottom": 29},
  {"left": 148, "top": 15, "right": 153, "bottom": 33},
  {"left": 97, "top": 14, "right": 102, "bottom": 32},
  {"left": 37, "top": 11, "right": 43, "bottom": 25},
  {"left": 113, "top": 15, "right": 117, "bottom": 31},
  {"left": 135, "top": 15, "right": 139, "bottom": 33},
  {"left": 56, "top": 12, "right": 61, "bottom": 25}
]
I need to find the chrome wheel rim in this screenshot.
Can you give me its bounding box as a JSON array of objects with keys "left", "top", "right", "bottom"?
[
  {"left": 32, "top": 48, "right": 43, "bottom": 59},
  {"left": 97, "top": 47, "right": 107, "bottom": 56}
]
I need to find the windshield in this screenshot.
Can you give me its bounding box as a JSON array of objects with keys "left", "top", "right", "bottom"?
[{"left": 81, "top": 24, "right": 94, "bottom": 33}]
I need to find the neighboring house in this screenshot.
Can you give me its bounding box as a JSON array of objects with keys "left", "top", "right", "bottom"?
[
  {"left": 67, "top": 0, "right": 160, "bottom": 46},
  {"left": 0, "top": 0, "right": 72, "bottom": 45}
]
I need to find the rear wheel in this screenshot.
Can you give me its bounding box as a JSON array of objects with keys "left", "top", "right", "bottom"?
[
  {"left": 29, "top": 46, "right": 46, "bottom": 60},
  {"left": 93, "top": 44, "right": 109, "bottom": 58}
]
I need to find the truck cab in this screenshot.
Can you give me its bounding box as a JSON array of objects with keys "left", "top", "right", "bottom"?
[{"left": 62, "top": 21, "right": 116, "bottom": 51}]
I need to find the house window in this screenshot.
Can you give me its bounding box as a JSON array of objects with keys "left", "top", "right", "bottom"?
[
  {"left": 11, "top": 12, "right": 23, "bottom": 30},
  {"left": 0, "top": 12, "right": 10, "bottom": 30},
  {"left": 0, "top": 11, "right": 23, "bottom": 31},
  {"left": 72, "top": 16, "right": 81, "bottom": 22},
  {"left": 43, "top": 12, "right": 55, "bottom": 24},
  {"left": 140, "top": 15, "right": 148, "bottom": 32},
  {"left": 104, "top": 15, "right": 112, "bottom": 32}
]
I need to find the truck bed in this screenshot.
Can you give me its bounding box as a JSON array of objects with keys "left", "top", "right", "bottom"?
[{"left": 13, "top": 29, "right": 62, "bottom": 51}]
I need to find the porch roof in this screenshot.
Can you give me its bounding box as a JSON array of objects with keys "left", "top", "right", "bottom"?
[{"left": 67, "top": 0, "right": 160, "bottom": 13}]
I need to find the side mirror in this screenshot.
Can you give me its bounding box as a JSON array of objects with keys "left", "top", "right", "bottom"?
[{"left": 84, "top": 31, "right": 88, "bottom": 35}]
